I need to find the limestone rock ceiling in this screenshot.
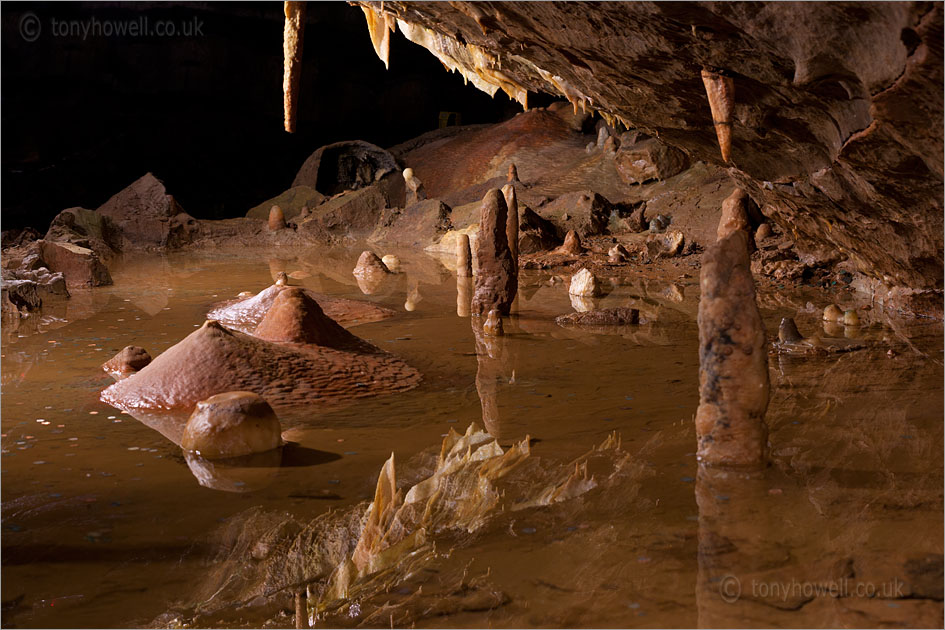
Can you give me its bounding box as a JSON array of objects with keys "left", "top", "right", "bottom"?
[{"left": 351, "top": 1, "right": 943, "bottom": 297}]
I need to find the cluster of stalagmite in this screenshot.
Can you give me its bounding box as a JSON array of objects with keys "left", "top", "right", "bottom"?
[
  {"left": 471, "top": 189, "right": 517, "bottom": 316},
  {"left": 695, "top": 188, "right": 769, "bottom": 468}
]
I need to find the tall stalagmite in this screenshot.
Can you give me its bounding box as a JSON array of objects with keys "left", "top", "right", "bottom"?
[
  {"left": 471, "top": 189, "right": 517, "bottom": 316},
  {"left": 695, "top": 190, "right": 769, "bottom": 468}
]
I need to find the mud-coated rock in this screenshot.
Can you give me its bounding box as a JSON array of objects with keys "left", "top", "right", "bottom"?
[
  {"left": 615, "top": 138, "right": 690, "bottom": 184},
  {"left": 556, "top": 307, "right": 639, "bottom": 327},
  {"left": 471, "top": 189, "right": 517, "bottom": 315},
  {"left": 45, "top": 207, "right": 122, "bottom": 261},
  {"left": 518, "top": 207, "right": 560, "bottom": 254},
  {"left": 695, "top": 229, "right": 769, "bottom": 468},
  {"left": 102, "top": 346, "right": 152, "bottom": 377},
  {"left": 1, "top": 278, "right": 41, "bottom": 317},
  {"left": 96, "top": 173, "right": 189, "bottom": 249},
  {"left": 536, "top": 191, "right": 613, "bottom": 239},
  {"left": 253, "top": 287, "right": 373, "bottom": 351},
  {"left": 246, "top": 186, "right": 325, "bottom": 221},
  {"left": 645, "top": 230, "right": 685, "bottom": 258},
  {"left": 181, "top": 391, "right": 283, "bottom": 459},
  {"left": 293, "top": 140, "right": 400, "bottom": 196},
  {"left": 36, "top": 240, "right": 112, "bottom": 288}
]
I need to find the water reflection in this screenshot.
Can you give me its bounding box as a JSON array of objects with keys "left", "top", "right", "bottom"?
[{"left": 472, "top": 317, "right": 515, "bottom": 439}]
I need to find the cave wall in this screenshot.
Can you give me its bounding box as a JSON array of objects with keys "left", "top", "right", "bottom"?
[{"left": 357, "top": 1, "right": 943, "bottom": 297}]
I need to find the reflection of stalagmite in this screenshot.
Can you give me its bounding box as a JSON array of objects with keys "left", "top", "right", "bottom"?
[
  {"left": 403, "top": 168, "right": 427, "bottom": 205},
  {"left": 405, "top": 282, "right": 421, "bottom": 312},
  {"left": 283, "top": 2, "right": 306, "bottom": 133},
  {"left": 473, "top": 321, "right": 513, "bottom": 439},
  {"left": 502, "top": 183, "right": 519, "bottom": 267},
  {"left": 700, "top": 68, "right": 734, "bottom": 163},
  {"left": 695, "top": 195, "right": 769, "bottom": 468},
  {"left": 456, "top": 275, "right": 472, "bottom": 317}
]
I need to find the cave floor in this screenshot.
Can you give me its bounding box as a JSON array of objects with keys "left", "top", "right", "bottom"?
[{"left": 1, "top": 246, "right": 941, "bottom": 628}]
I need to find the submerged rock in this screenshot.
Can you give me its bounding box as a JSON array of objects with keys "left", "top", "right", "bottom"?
[
  {"left": 556, "top": 307, "right": 640, "bottom": 328},
  {"left": 102, "top": 345, "right": 152, "bottom": 378},
  {"left": 100, "top": 320, "right": 420, "bottom": 411},
  {"left": 471, "top": 189, "right": 517, "bottom": 316},
  {"left": 181, "top": 391, "right": 283, "bottom": 459},
  {"left": 568, "top": 268, "right": 600, "bottom": 297},
  {"left": 353, "top": 251, "right": 390, "bottom": 278},
  {"left": 483, "top": 309, "right": 504, "bottom": 337}
]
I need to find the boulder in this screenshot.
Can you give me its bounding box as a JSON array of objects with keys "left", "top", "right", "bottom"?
[
  {"left": 7, "top": 267, "right": 69, "bottom": 298},
  {"left": 96, "top": 173, "right": 193, "bottom": 249},
  {"left": 246, "top": 186, "right": 326, "bottom": 221},
  {"left": 568, "top": 268, "right": 600, "bottom": 297},
  {"left": 536, "top": 191, "right": 613, "bottom": 239},
  {"left": 307, "top": 173, "right": 404, "bottom": 240},
  {"left": 1, "top": 277, "right": 41, "bottom": 317},
  {"left": 645, "top": 230, "right": 685, "bottom": 259},
  {"left": 181, "top": 391, "right": 282, "bottom": 459},
  {"left": 44, "top": 207, "right": 122, "bottom": 261},
  {"left": 517, "top": 207, "right": 560, "bottom": 254},
  {"left": 369, "top": 199, "right": 452, "bottom": 247},
  {"left": 292, "top": 140, "right": 400, "bottom": 196},
  {"left": 36, "top": 240, "right": 112, "bottom": 287},
  {"left": 615, "top": 138, "right": 690, "bottom": 184},
  {"left": 556, "top": 307, "right": 640, "bottom": 327},
  {"left": 1, "top": 227, "right": 42, "bottom": 250}
]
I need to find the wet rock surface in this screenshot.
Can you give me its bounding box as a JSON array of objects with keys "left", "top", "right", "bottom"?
[
  {"left": 556, "top": 307, "right": 640, "bottom": 328},
  {"left": 180, "top": 391, "right": 283, "bottom": 460},
  {"left": 471, "top": 189, "right": 517, "bottom": 316},
  {"left": 35, "top": 240, "right": 112, "bottom": 288},
  {"left": 293, "top": 140, "right": 400, "bottom": 196},
  {"left": 102, "top": 345, "right": 153, "bottom": 377},
  {"left": 97, "top": 172, "right": 194, "bottom": 250}
]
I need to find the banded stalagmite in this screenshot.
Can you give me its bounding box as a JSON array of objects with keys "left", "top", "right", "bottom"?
[
  {"left": 471, "top": 189, "right": 517, "bottom": 316},
  {"left": 695, "top": 189, "right": 769, "bottom": 468}
]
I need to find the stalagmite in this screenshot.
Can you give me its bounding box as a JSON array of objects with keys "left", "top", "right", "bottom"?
[
  {"left": 403, "top": 168, "right": 426, "bottom": 205},
  {"left": 502, "top": 183, "right": 519, "bottom": 267},
  {"left": 717, "top": 188, "right": 750, "bottom": 240},
  {"left": 283, "top": 2, "right": 306, "bottom": 133},
  {"left": 695, "top": 195, "right": 769, "bottom": 468},
  {"left": 457, "top": 233, "right": 473, "bottom": 278},
  {"left": 556, "top": 230, "right": 585, "bottom": 255},
  {"left": 700, "top": 68, "right": 734, "bottom": 163},
  {"left": 268, "top": 205, "right": 286, "bottom": 231},
  {"left": 507, "top": 163, "right": 519, "bottom": 183},
  {"left": 471, "top": 189, "right": 517, "bottom": 316},
  {"left": 823, "top": 304, "right": 843, "bottom": 322}
]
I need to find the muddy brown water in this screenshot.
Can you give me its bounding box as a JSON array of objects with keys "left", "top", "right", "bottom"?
[{"left": 2, "top": 247, "right": 942, "bottom": 628}]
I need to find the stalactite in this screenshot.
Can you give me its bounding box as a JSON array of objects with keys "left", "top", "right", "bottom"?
[
  {"left": 283, "top": 1, "right": 306, "bottom": 133},
  {"left": 700, "top": 68, "right": 735, "bottom": 162},
  {"left": 361, "top": 5, "right": 397, "bottom": 69}
]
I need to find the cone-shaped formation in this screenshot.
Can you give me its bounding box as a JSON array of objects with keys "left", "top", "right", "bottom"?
[
  {"left": 700, "top": 68, "right": 734, "bottom": 162},
  {"left": 101, "top": 319, "right": 420, "bottom": 411},
  {"left": 381, "top": 254, "right": 401, "bottom": 273},
  {"left": 695, "top": 228, "right": 769, "bottom": 468},
  {"left": 207, "top": 283, "right": 396, "bottom": 335},
  {"left": 283, "top": 2, "right": 306, "bottom": 133},
  {"left": 556, "top": 230, "right": 585, "bottom": 255},
  {"left": 507, "top": 163, "right": 519, "bottom": 183},
  {"left": 268, "top": 205, "right": 286, "bottom": 231},
  {"left": 502, "top": 183, "right": 519, "bottom": 266},
  {"left": 102, "top": 345, "right": 152, "bottom": 377},
  {"left": 717, "top": 189, "right": 750, "bottom": 241},
  {"left": 181, "top": 391, "right": 283, "bottom": 459},
  {"left": 253, "top": 287, "right": 375, "bottom": 352},
  {"left": 353, "top": 250, "right": 390, "bottom": 278},
  {"left": 471, "top": 189, "right": 518, "bottom": 315},
  {"left": 778, "top": 317, "right": 803, "bottom": 343},
  {"left": 457, "top": 233, "right": 473, "bottom": 277}
]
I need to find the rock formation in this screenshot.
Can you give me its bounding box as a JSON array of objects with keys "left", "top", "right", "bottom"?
[
  {"left": 35, "top": 240, "right": 112, "bottom": 288},
  {"left": 102, "top": 345, "right": 152, "bottom": 378},
  {"left": 471, "top": 189, "right": 517, "bottom": 315},
  {"left": 568, "top": 268, "right": 600, "bottom": 298},
  {"left": 181, "top": 391, "right": 283, "bottom": 459},
  {"left": 456, "top": 233, "right": 473, "bottom": 277},
  {"left": 268, "top": 206, "right": 287, "bottom": 231},
  {"left": 100, "top": 319, "right": 420, "bottom": 411},
  {"left": 695, "top": 211, "right": 769, "bottom": 468},
  {"left": 501, "top": 183, "right": 519, "bottom": 267},
  {"left": 403, "top": 168, "right": 427, "bottom": 205}
]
